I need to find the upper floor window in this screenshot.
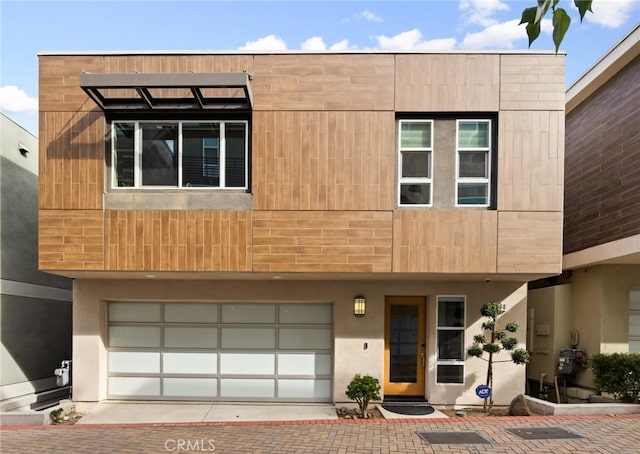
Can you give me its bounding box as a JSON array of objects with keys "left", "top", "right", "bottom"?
[
  {"left": 456, "top": 120, "right": 491, "bottom": 207},
  {"left": 398, "top": 120, "right": 433, "bottom": 206},
  {"left": 112, "top": 121, "right": 248, "bottom": 189}
]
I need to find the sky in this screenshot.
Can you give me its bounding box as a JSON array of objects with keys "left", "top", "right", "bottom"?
[{"left": 1, "top": 0, "right": 638, "bottom": 136}]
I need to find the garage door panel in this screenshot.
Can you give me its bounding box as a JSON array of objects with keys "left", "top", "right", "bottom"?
[
  {"left": 278, "top": 379, "right": 331, "bottom": 399},
  {"left": 279, "top": 328, "right": 332, "bottom": 349},
  {"left": 109, "top": 303, "right": 161, "bottom": 322},
  {"left": 108, "top": 352, "right": 160, "bottom": 374},
  {"left": 164, "top": 327, "right": 217, "bottom": 348},
  {"left": 165, "top": 303, "right": 218, "bottom": 323},
  {"left": 221, "top": 379, "right": 275, "bottom": 398},
  {"left": 163, "top": 378, "right": 218, "bottom": 398},
  {"left": 108, "top": 302, "right": 333, "bottom": 402},
  {"left": 221, "top": 327, "right": 276, "bottom": 349},
  {"left": 220, "top": 353, "right": 275, "bottom": 375},
  {"left": 109, "top": 377, "right": 160, "bottom": 397},
  {"left": 163, "top": 352, "right": 217, "bottom": 374},
  {"left": 277, "top": 353, "right": 332, "bottom": 375},
  {"left": 279, "top": 304, "right": 332, "bottom": 324},
  {"left": 221, "top": 304, "right": 276, "bottom": 323},
  {"left": 108, "top": 326, "right": 161, "bottom": 348}
]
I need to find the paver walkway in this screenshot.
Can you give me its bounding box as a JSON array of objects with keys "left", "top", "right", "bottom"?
[{"left": 2, "top": 414, "right": 639, "bottom": 453}]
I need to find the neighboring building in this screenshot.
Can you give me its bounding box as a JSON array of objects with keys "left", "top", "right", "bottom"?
[
  {"left": 0, "top": 113, "right": 72, "bottom": 411},
  {"left": 38, "top": 50, "right": 565, "bottom": 407},
  {"left": 528, "top": 25, "right": 639, "bottom": 395}
]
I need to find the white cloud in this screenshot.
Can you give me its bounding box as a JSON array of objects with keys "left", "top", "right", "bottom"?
[
  {"left": 459, "top": 0, "right": 509, "bottom": 27},
  {"left": 300, "top": 37, "right": 352, "bottom": 51},
  {"left": 357, "top": 9, "right": 383, "bottom": 23},
  {"left": 329, "top": 39, "right": 351, "bottom": 51},
  {"left": 461, "top": 19, "right": 552, "bottom": 49},
  {"left": 301, "top": 36, "right": 327, "bottom": 51},
  {"left": 240, "top": 35, "right": 287, "bottom": 50},
  {"left": 585, "top": 0, "right": 639, "bottom": 28},
  {"left": 374, "top": 29, "right": 456, "bottom": 50},
  {"left": 0, "top": 85, "right": 38, "bottom": 113}
]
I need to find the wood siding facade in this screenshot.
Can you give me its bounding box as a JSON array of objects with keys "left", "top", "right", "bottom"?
[
  {"left": 564, "top": 55, "right": 640, "bottom": 254},
  {"left": 39, "top": 52, "right": 565, "bottom": 275}
]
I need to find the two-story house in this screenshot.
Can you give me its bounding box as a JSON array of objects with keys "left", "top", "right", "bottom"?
[{"left": 38, "top": 50, "right": 565, "bottom": 407}]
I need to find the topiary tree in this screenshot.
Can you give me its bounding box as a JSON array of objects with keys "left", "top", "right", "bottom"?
[
  {"left": 345, "top": 374, "right": 381, "bottom": 418},
  {"left": 467, "top": 302, "right": 530, "bottom": 412}
]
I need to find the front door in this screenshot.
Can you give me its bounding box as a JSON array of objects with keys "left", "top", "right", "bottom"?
[{"left": 384, "top": 296, "right": 426, "bottom": 396}]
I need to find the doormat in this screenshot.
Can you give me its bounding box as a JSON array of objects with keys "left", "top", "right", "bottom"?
[
  {"left": 506, "top": 427, "right": 584, "bottom": 440},
  {"left": 417, "top": 431, "right": 491, "bottom": 445},
  {"left": 383, "top": 395, "right": 428, "bottom": 403},
  {"left": 381, "top": 404, "right": 435, "bottom": 415}
]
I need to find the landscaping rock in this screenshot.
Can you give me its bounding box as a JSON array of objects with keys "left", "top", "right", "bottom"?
[{"left": 508, "top": 394, "right": 531, "bottom": 416}]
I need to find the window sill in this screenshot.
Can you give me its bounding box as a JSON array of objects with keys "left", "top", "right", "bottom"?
[{"left": 105, "top": 190, "right": 253, "bottom": 211}]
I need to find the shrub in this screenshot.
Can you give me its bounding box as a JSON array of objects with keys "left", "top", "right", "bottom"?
[
  {"left": 590, "top": 353, "right": 640, "bottom": 403},
  {"left": 345, "top": 374, "right": 381, "bottom": 418}
]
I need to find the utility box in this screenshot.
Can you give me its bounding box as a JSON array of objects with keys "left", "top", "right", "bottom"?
[
  {"left": 54, "top": 360, "right": 72, "bottom": 387},
  {"left": 557, "top": 348, "right": 587, "bottom": 375}
]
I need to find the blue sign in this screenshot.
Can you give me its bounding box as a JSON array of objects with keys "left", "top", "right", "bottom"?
[{"left": 475, "top": 385, "right": 492, "bottom": 399}]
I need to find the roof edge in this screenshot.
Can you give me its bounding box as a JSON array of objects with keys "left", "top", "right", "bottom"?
[
  {"left": 566, "top": 23, "right": 640, "bottom": 114},
  {"left": 37, "top": 49, "right": 566, "bottom": 57}
]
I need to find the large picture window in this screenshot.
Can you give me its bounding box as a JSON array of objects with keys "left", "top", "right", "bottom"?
[
  {"left": 112, "top": 121, "right": 248, "bottom": 189},
  {"left": 456, "top": 120, "right": 491, "bottom": 206},
  {"left": 398, "top": 120, "right": 433, "bottom": 206},
  {"left": 436, "top": 296, "right": 465, "bottom": 384}
]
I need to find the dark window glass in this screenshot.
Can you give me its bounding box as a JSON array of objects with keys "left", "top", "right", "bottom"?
[
  {"left": 458, "top": 183, "right": 489, "bottom": 205},
  {"left": 437, "top": 330, "right": 464, "bottom": 360},
  {"left": 437, "top": 364, "right": 464, "bottom": 384},
  {"left": 400, "top": 183, "right": 431, "bottom": 205},
  {"left": 141, "top": 124, "right": 178, "bottom": 186},
  {"left": 182, "top": 123, "right": 220, "bottom": 187},
  {"left": 225, "top": 123, "right": 246, "bottom": 188}
]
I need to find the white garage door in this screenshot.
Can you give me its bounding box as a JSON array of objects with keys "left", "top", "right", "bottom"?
[{"left": 107, "top": 302, "right": 333, "bottom": 402}]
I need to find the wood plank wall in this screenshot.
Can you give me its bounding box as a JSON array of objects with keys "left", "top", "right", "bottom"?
[
  {"left": 395, "top": 54, "right": 500, "bottom": 112},
  {"left": 252, "top": 111, "right": 395, "bottom": 211},
  {"left": 253, "top": 211, "right": 392, "bottom": 272},
  {"left": 393, "top": 211, "right": 498, "bottom": 273},
  {"left": 104, "top": 210, "right": 252, "bottom": 272},
  {"left": 38, "top": 53, "right": 565, "bottom": 275}
]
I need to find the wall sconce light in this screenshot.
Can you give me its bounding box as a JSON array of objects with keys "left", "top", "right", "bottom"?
[{"left": 353, "top": 295, "right": 366, "bottom": 317}]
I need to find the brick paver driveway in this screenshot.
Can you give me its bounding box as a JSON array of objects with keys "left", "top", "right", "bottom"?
[{"left": 2, "top": 414, "right": 639, "bottom": 453}]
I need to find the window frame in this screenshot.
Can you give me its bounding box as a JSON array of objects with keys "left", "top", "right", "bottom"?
[
  {"left": 111, "top": 120, "right": 249, "bottom": 190},
  {"left": 397, "top": 119, "right": 434, "bottom": 207},
  {"left": 436, "top": 295, "right": 466, "bottom": 385},
  {"left": 630, "top": 289, "right": 640, "bottom": 353},
  {"left": 455, "top": 119, "right": 492, "bottom": 207}
]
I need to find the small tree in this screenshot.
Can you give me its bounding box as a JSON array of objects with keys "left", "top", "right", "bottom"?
[
  {"left": 345, "top": 374, "right": 381, "bottom": 418},
  {"left": 467, "top": 302, "right": 530, "bottom": 412}
]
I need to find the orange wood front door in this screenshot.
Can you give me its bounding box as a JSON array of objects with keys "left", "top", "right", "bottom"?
[{"left": 384, "top": 296, "right": 426, "bottom": 396}]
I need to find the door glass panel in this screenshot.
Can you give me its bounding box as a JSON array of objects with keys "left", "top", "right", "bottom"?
[
  {"left": 389, "top": 305, "right": 419, "bottom": 383},
  {"left": 108, "top": 352, "right": 160, "bottom": 374},
  {"left": 220, "top": 353, "right": 275, "bottom": 375}
]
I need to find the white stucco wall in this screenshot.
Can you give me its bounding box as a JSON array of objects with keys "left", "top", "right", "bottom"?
[{"left": 72, "top": 278, "right": 528, "bottom": 407}]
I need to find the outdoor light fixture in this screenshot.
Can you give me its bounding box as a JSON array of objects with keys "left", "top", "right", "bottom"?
[{"left": 353, "top": 295, "right": 366, "bottom": 317}]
